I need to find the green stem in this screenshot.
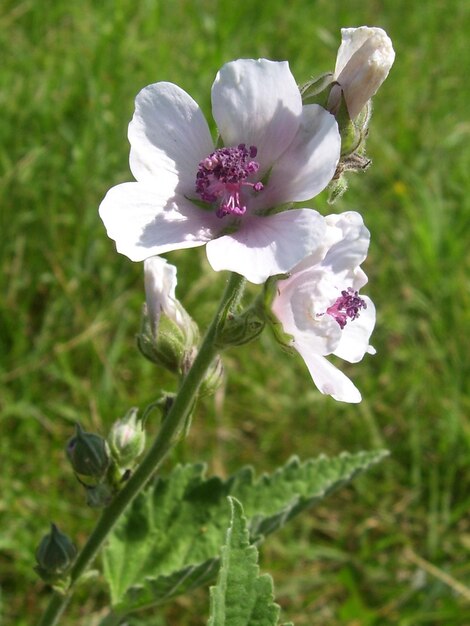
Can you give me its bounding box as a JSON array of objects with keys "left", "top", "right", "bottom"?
[{"left": 37, "top": 272, "right": 245, "bottom": 626}]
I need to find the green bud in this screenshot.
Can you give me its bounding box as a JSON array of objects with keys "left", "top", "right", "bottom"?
[
  {"left": 200, "top": 355, "right": 225, "bottom": 397},
  {"left": 66, "top": 424, "right": 110, "bottom": 487},
  {"left": 35, "top": 523, "right": 77, "bottom": 583},
  {"left": 108, "top": 407, "right": 146, "bottom": 468},
  {"left": 300, "top": 72, "right": 334, "bottom": 105},
  {"left": 216, "top": 305, "right": 265, "bottom": 348}
]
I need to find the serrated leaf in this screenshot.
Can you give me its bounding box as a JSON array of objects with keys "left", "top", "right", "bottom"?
[
  {"left": 207, "top": 497, "right": 283, "bottom": 626},
  {"left": 103, "top": 450, "right": 388, "bottom": 614}
]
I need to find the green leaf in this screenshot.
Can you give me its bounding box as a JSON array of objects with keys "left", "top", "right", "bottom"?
[
  {"left": 103, "top": 450, "right": 388, "bottom": 614},
  {"left": 207, "top": 497, "right": 291, "bottom": 626}
]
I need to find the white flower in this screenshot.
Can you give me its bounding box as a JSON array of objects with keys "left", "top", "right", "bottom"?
[
  {"left": 99, "top": 59, "right": 341, "bottom": 284},
  {"left": 272, "top": 211, "right": 376, "bottom": 403},
  {"left": 328, "top": 27, "right": 395, "bottom": 120}
]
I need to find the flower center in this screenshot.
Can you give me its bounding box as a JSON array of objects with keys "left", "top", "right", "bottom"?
[
  {"left": 195, "top": 144, "right": 263, "bottom": 218},
  {"left": 326, "top": 288, "right": 367, "bottom": 329}
]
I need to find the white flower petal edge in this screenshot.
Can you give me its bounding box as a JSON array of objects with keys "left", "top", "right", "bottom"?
[
  {"left": 272, "top": 211, "right": 375, "bottom": 403},
  {"left": 211, "top": 59, "right": 302, "bottom": 170},
  {"left": 99, "top": 182, "right": 219, "bottom": 261},
  {"left": 332, "top": 26, "right": 395, "bottom": 120},
  {"left": 129, "top": 82, "right": 214, "bottom": 194},
  {"left": 206, "top": 209, "right": 327, "bottom": 284},
  {"left": 144, "top": 256, "right": 181, "bottom": 330}
]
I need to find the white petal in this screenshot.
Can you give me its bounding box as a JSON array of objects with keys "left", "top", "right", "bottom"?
[
  {"left": 294, "top": 345, "right": 362, "bottom": 403},
  {"left": 211, "top": 59, "right": 302, "bottom": 169},
  {"left": 128, "top": 82, "right": 214, "bottom": 194},
  {"left": 144, "top": 256, "right": 179, "bottom": 329},
  {"left": 255, "top": 105, "right": 340, "bottom": 209},
  {"left": 322, "top": 212, "right": 370, "bottom": 273},
  {"left": 334, "top": 27, "right": 395, "bottom": 119},
  {"left": 206, "top": 209, "right": 326, "bottom": 284},
  {"left": 334, "top": 296, "right": 376, "bottom": 363},
  {"left": 99, "top": 182, "right": 219, "bottom": 261}
]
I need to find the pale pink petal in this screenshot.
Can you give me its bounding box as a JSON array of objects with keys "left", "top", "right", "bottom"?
[
  {"left": 294, "top": 344, "right": 362, "bottom": 403},
  {"left": 99, "top": 182, "right": 219, "bottom": 261},
  {"left": 254, "top": 105, "right": 340, "bottom": 209},
  {"left": 144, "top": 257, "right": 178, "bottom": 329},
  {"left": 211, "top": 59, "right": 302, "bottom": 170},
  {"left": 322, "top": 212, "right": 370, "bottom": 273},
  {"left": 205, "top": 209, "right": 326, "bottom": 284},
  {"left": 128, "top": 82, "right": 214, "bottom": 194}
]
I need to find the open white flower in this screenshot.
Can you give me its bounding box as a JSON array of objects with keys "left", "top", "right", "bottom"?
[
  {"left": 328, "top": 27, "right": 395, "bottom": 120},
  {"left": 272, "top": 211, "right": 375, "bottom": 403},
  {"left": 99, "top": 59, "right": 341, "bottom": 284}
]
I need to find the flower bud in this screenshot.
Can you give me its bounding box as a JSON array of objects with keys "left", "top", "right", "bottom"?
[
  {"left": 200, "top": 355, "right": 225, "bottom": 397},
  {"left": 66, "top": 424, "right": 110, "bottom": 487},
  {"left": 328, "top": 26, "right": 395, "bottom": 120},
  {"left": 108, "top": 407, "right": 146, "bottom": 468},
  {"left": 35, "top": 523, "right": 77, "bottom": 583},
  {"left": 137, "top": 257, "right": 199, "bottom": 374}
]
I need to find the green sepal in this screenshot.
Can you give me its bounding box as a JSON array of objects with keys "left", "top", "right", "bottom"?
[{"left": 300, "top": 72, "right": 334, "bottom": 106}]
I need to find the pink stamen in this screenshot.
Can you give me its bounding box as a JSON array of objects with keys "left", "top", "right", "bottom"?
[
  {"left": 195, "top": 144, "right": 263, "bottom": 218},
  {"left": 326, "top": 288, "right": 367, "bottom": 329}
]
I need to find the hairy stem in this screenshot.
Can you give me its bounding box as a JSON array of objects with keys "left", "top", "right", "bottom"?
[{"left": 37, "top": 272, "right": 245, "bottom": 626}]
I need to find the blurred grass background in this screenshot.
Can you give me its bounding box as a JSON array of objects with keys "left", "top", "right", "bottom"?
[{"left": 1, "top": 0, "right": 470, "bottom": 624}]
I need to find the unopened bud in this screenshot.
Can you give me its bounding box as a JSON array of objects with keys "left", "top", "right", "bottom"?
[
  {"left": 328, "top": 26, "right": 395, "bottom": 121},
  {"left": 137, "top": 257, "right": 199, "bottom": 374},
  {"left": 66, "top": 424, "right": 110, "bottom": 487},
  {"left": 35, "top": 523, "right": 77, "bottom": 583},
  {"left": 200, "top": 355, "right": 225, "bottom": 397},
  {"left": 108, "top": 408, "right": 146, "bottom": 468}
]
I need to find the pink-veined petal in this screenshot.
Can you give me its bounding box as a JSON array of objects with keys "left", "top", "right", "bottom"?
[
  {"left": 211, "top": 59, "right": 302, "bottom": 170},
  {"left": 99, "top": 182, "right": 219, "bottom": 261},
  {"left": 128, "top": 82, "right": 214, "bottom": 194},
  {"left": 334, "top": 296, "right": 376, "bottom": 363},
  {"left": 205, "top": 209, "right": 326, "bottom": 284},
  {"left": 254, "top": 105, "right": 340, "bottom": 209},
  {"left": 294, "top": 344, "right": 362, "bottom": 403}
]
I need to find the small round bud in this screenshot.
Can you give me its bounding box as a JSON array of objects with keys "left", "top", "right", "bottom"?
[
  {"left": 108, "top": 408, "right": 146, "bottom": 468},
  {"left": 200, "top": 356, "right": 224, "bottom": 397},
  {"left": 66, "top": 424, "right": 110, "bottom": 487},
  {"left": 35, "top": 523, "right": 77, "bottom": 583}
]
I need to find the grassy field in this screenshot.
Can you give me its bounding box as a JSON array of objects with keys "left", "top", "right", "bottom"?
[{"left": 1, "top": 0, "right": 470, "bottom": 624}]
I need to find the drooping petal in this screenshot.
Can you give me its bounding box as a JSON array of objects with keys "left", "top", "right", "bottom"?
[
  {"left": 205, "top": 209, "right": 327, "bottom": 284},
  {"left": 334, "top": 296, "right": 376, "bottom": 363},
  {"left": 128, "top": 82, "right": 214, "bottom": 195},
  {"left": 322, "top": 212, "right": 370, "bottom": 273},
  {"left": 211, "top": 59, "right": 302, "bottom": 170},
  {"left": 254, "top": 105, "right": 340, "bottom": 209},
  {"left": 294, "top": 344, "right": 362, "bottom": 403},
  {"left": 99, "top": 182, "right": 219, "bottom": 261}
]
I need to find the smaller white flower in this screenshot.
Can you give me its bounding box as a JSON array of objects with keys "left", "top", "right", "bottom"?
[
  {"left": 328, "top": 26, "right": 395, "bottom": 120},
  {"left": 272, "top": 212, "right": 375, "bottom": 403}
]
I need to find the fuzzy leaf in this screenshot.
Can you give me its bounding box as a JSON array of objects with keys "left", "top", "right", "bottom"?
[
  {"left": 207, "top": 497, "right": 291, "bottom": 626},
  {"left": 103, "top": 450, "right": 388, "bottom": 613}
]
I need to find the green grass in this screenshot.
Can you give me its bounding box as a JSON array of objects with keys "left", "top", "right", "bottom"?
[{"left": 1, "top": 0, "right": 470, "bottom": 624}]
